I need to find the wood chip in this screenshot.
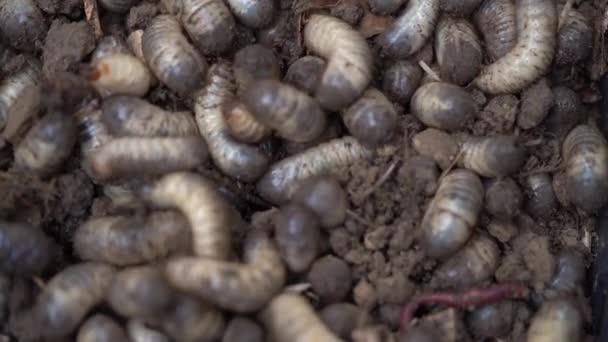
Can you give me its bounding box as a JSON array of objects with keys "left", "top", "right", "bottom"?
[{"left": 84, "top": 0, "right": 103, "bottom": 40}]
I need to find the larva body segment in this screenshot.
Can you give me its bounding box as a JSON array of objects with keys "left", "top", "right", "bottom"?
[
  {"left": 34, "top": 262, "right": 116, "bottom": 338},
  {"left": 142, "top": 15, "right": 207, "bottom": 95},
  {"left": 562, "top": 125, "right": 608, "bottom": 212},
  {"left": 440, "top": 0, "right": 482, "bottom": 16},
  {"left": 473, "top": 0, "right": 557, "bottom": 94},
  {"left": 243, "top": 79, "right": 326, "bottom": 143},
  {"left": 375, "top": 0, "right": 440, "bottom": 59},
  {"left": 143, "top": 172, "right": 235, "bottom": 260},
  {"left": 411, "top": 82, "right": 476, "bottom": 132},
  {"left": 474, "top": 0, "right": 517, "bottom": 61},
  {"left": 304, "top": 14, "right": 373, "bottom": 111},
  {"left": 556, "top": 6, "right": 592, "bottom": 65},
  {"left": 435, "top": 17, "right": 482, "bottom": 86},
  {"left": 0, "top": 0, "right": 47, "bottom": 52},
  {"left": 382, "top": 60, "right": 422, "bottom": 104},
  {"left": 225, "top": 0, "right": 275, "bottom": 28},
  {"left": 102, "top": 96, "right": 198, "bottom": 137},
  {"left": 234, "top": 44, "right": 281, "bottom": 96},
  {"left": 127, "top": 320, "right": 170, "bottom": 342},
  {"left": 86, "top": 53, "right": 153, "bottom": 97},
  {"left": 0, "top": 61, "right": 41, "bottom": 133},
  {"left": 259, "top": 293, "right": 343, "bottom": 342},
  {"left": 14, "top": 112, "right": 77, "bottom": 175},
  {"left": 165, "top": 231, "right": 286, "bottom": 312},
  {"left": 161, "top": 294, "right": 225, "bottom": 342},
  {"left": 341, "top": 88, "right": 397, "bottom": 147},
  {"left": 526, "top": 297, "right": 582, "bottom": 342},
  {"left": 73, "top": 211, "right": 191, "bottom": 266},
  {"left": 127, "top": 30, "right": 146, "bottom": 61},
  {"left": 223, "top": 100, "right": 271, "bottom": 143},
  {"left": 257, "top": 136, "right": 373, "bottom": 204},
  {"left": 284, "top": 56, "right": 327, "bottom": 95},
  {"left": 420, "top": 169, "right": 483, "bottom": 259},
  {"left": 0, "top": 221, "right": 58, "bottom": 276},
  {"left": 98, "top": 0, "right": 140, "bottom": 13},
  {"left": 76, "top": 108, "right": 112, "bottom": 157},
  {"left": 77, "top": 314, "right": 129, "bottom": 342},
  {"left": 459, "top": 135, "right": 526, "bottom": 177},
  {"left": 545, "top": 249, "right": 585, "bottom": 299},
  {"left": 162, "top": 0, "right": 235, "bottom": 55},
  {"left": 193, "top": 62, "right": 269, "bottom": 181},
  {"left": 368, "top": 0, "right": 407, "bottom": 15},
  {"left": 524, "top": 173, "right": 556, "bottom": 218},
  {"left": 85, "top": 136, "right": 208, "bottom": 181}
]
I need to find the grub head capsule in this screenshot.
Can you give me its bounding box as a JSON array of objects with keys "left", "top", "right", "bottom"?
[
  {"left": 291, "top": 175, "right": 348, "bottom": 228},
  {"left": 284, "top": 56, "right": 327, "bottom": 96},
  {"left": 381, "top": 60, "right": 422, "bottom": 104},
  {"left": 411, "top": 82, "right": 476, "bottom": 132},
  {"left": 273, "top": 203, "right": 321, "bottom": 273},
  {"left": 473, "top": 0, "right": 516, "bottom": 61},
  {"left": 341, "top": 88, "right": 397, "bottom": 147},
  {"left": 544, "top": 86, "right": 582, "bottom": 136}
]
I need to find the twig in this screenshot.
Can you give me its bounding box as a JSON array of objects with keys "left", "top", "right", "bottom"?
[
  {"left": 418, "top": 60, "right": 441, "bottom": 82},
  {"left": 346, "top": 209, "right": 374, "bottom": 227},
  {"left": 84, "top": 0, "right": 103, "bottom": 40},
  {"left": 400, "top": 282, "right": 529, "bottom": 332},
  {"left": 355, "top": 159, "right": 399, "bottom": 201}
]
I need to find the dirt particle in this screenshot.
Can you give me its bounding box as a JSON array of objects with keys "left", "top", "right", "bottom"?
[
  {"left": 127, "top": 2, "right": 159, "bottom": 32},
  {"left": 42, "top": 20, "right": 96, "bottom": 76},
  {"left": 308, "top": 255, "right": 353, "bottom": 304}
]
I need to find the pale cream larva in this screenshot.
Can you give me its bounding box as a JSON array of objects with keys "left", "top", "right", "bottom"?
[
  {"left": 526, "top": 297, "right": 582, "bottom": 342},
  {"left": 85, "top": 53, "right": 153, "bottom": 97},
  {"left": 0, "top": 60, "right": 41, "bottom": 133},
  {"left": 304, "top": 14, "right": 373, "bottom": 111},
  {"left": 473, "top": 0, "right": 557, "bottom": 94},
  {"left": 459, "top": 135, "right": 527, "bottom": 177}
]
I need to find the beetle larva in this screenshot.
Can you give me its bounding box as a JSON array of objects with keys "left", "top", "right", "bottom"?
[
  {"left": 368, "top": 0, "right": 407, "bottom": 15},
  {"left": 162, "top": 294, "right": 225, "bottom": 342},
  {"left": 14, "top": 111, "right": 77, "bottom": 175},
  {"left": 0, "top": 0, "right": 47, "bottom": 52},
  {"left": 435, "top": 17, "right": 482, "bottom": 86},
  {"left": 545, "top": 249, "right": 585, "bottom": 299},
  {"left": 225, "top": 0, "right": 275, "bottom": 28},
  {"left": 98, "top": 0, "right": 140, "bottom": 13},
  {"left": 243, "top": 79, "right": 326, "bottom": 143},
  {"left": 127, "top": 320, "right": 170, "bottom": 342},
  {"left": 259, "top": 293, "right": 342, "bottom": 342},
  {"left": 467, "top": 301, "right": 514, "bottom": 339},
  {"left": 411, "top": 82, "right": 476, "bottom": 132},
  {"left": 291, "top": 176, "right": 347, "bottom": 228},
  {"left": 273, "top": 203, "right": 321, "bottom": 273},
  {"left": 432, "top": 234, "right": 500, "bottom": 289},
  {"left": 526, "top": 297, "right": 582, "bottom": 342},
  {"left": 484, "top": 177, "right": 522, "bottom": 219},
  {"left": 473, "top": 0, "right": 557, "bottom": 94},
  {"left": 223, "top": 100, "right": 271, "bottom": 143},
  {"left": 0, "top": 221, "right": 58, "bottom": 276},
  {"left": 34, "top": 262, "right": 116, "bottom": 338},
  {"left": 161, "top": 0, "right": 236, "bottom": 55},
  {"left": 77, "top": 314, "right": 129, "bottom": 342},
  {"left": 382, "top": 60, "right": 422, "bottom": 104},
  {"left": 143, "top": 172, "right": 236, "bottom": 260},
  {"left": 420, "top": 169, "right": 483, "bottom": 259},
  {"left": 304, "top": 14, "right": 373, "bottom": 111},
  {"left": 223, "top": 317, "right": 265, "bottom": 342},
  {"left": 142, "top": 15, "right": 207, "bottom": 95},
  {"left": 85, "top": 136, "right": 208, "bottom": 181},
  {"left": 76, "top": 108, "right": 112, "bottom": 157},
  {"left": 459, "top": 135, "right": 526, "bottom": 177},
  {"left": 165, "top": 231, "right": 286, "bottom": 312},
  {"left": 440, "top": 0, "right": 482, "bottom": 16},
  {"left": 341, "top": 88, "right": 397, "bottom": 147},
  {"left": 85, "top": 53, "right": 153, "bottom": 97},
  {"left": 193, "top": 62, "right": 269, "bottom": 181},
  {"left": 375, "top": 0, "right": 440, "bottom": 59},
  {"left": 73, "top": 211, "right": 191, "bottom": 266},
  {"left": 0, "top": 61, "right": 41, "bottom": 134},
  {"left": 524, "top": 173, "right": 556, "bottom": 218},
  {"left": 102, "top": 96, "right": 198, "bottom": 137},
  {"left": 562, "top": 125, "right": 608, "bottom": 212},
  {"left": 555, "top": 6, "right": 592, "bottom": 65},
  {"left": 234, "top": 44, "right": 281, "bottom": 95},
  {"left": 473, "top": 0, "right": 517, "bottom": 61},
  {"left": 284, "top": 56, "right": 326, "bottom": 95},
  {"left": 517, "top": 78, "right": 553, "bottom": 130},
  {"left": 257, "top": 136, "right": 373, "bottom": 204}
]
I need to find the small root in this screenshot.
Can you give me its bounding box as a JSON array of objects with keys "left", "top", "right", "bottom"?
[
  {"left": 346, "top": 209, "right": 374, "bottom": 228},
  {"left": 418, "top": 60, "right": 441, "bottom": 82},
  {"left": 354, "top": 159, "right": 399, "bottom": 201}
]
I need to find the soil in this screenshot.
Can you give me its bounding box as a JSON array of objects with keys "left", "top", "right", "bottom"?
[{"left": 0, "top": 0, "right": 604, "bottom": 341}]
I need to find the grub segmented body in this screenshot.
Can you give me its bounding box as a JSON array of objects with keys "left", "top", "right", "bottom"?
[
  {"left": 341, "top": 88, "right": 397, "bottom": 147},
  {"left": 225, "top": 0, "right": 275, "bottom": 28},
  {"left": 459, "top": 135, "right": 526, "bottom": 177},
  {"left": 0, "top": 61, "right": 40, "bottom": 133},
  {"left": 474, "top": 0, "right": 517, "bottom": 61}
]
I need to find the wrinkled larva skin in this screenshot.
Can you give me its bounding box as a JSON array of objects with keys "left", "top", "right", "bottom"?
[
  {"left": 233, "top": 44, "right": 281, "bottom": 95},
  {"left": 86, "top": 53, "right": 153, "bottom": 97},
  {"left": 474, "top": 0, "right": 557, "bottom": 94},
  {"left": 0, "top": 61, "right": 41, "bottom": 133},
  {"left": 226, "top": 0, "right": 275, "bottom": 28},
  {"left": 73, "top": 211, "right": 191, "bottom": 266},
  {"left": 341, "top": 88, "right": 397, "bottom": 147},
  {"left": 432, "top": 234, "right": 500, "bottom": 289},
  {"left": 142, "top": 15, "right": 207, "bottom": 95},
  {"left": 545, "top": 249, "right": 585, "bottom": 299},
  {"left": 259, "top": 293, "right": 342, "bottom": 342},
  {"left": 304, "top": 15, "right": 373, "bottom": 111},
  {"left": 375, "top": 0, "right": 440, "bottom": 59},
  {"left": 102, "top": 96, "right": 198, "bottom": 137},
  {"left": 90, "top": 36, "right": 130, "bottom": 63},
  {"left": 0, "top": 221, "right": 58, "bottom": 276},
  {"left": 435, "top": 17, "right": 482, "bottom": 86},
  {"left": 440, "top": 0, "right": 482, "bottom": 16},
  {"left": 143, "top": 172, "right": 236, "bottom": 260},
  {"left": 524, "top": 173, "right": 556, "bottom": 218},
  {"left": 382, "top": 60, "right": 422, "bottom": 104},
  {"left": 526, "top": 297, "right": 582, "bottom": 342},
  {"left": 562, "top": 125, "right": 608, "bottom": 212},
  {"left": 14, "top": 112, "right": 77, "bottom": 175},
  {"left": 284, "top": 56, "right": 327, "bottom": 96},
  {"left": 274, "top": 204, "right": 321, "bottom": 273},
  {"left": 556, "top": 6, "right": 592, "bottom": 65},
  {"left": 76, "top": 108, "right": 112, "bottom": 158},
  {"left": 411, "top": 82, "right": 476, "bottom": 132},
  {"left": 0, "top": 0, "right": 47, "bottom": 52},
  {"left": 223, "top": 100, "right": 271, "bottom": 143},
  {"left": 165, "top": 231, "right": 286, "bottom": 312},
  {"left": 161, "top": 294, "right": 225, "bottom": 342},
  {"left": 127, "top": 320, "right": 170, "bottom": 342},
  {"left": 368, "top": 0, "right": 407, "bottom": 15},
  {"left": 34, "top": 262, "right": 116, "bottom": 338},
  {"left": 474, "top": 0, "right": 517, "bottom": 61},
  {"left": 243, "top": 79, "right": 326, "bottom": 143},
  {"left": 162, "top": 0, "right": 235, "bottom": 55},
  {"left": 420, "top": 169, "right": 483, "bottom": 259},
  {"left": 257, "top": 136, "right": 374, "bottom": 204},
  {"left": 77, "top": 314, "right": 130, "bottom": 342},
  {"left": 459, "top": 135, "right": 526, "bottom": 177},
  {"left": 193, "top": 62, "right": 269, "bottom": 181},
  {"left": 85, "top": 136, "right": 208, "bottom": 181},
  {"left": 98, "top": 0, "right": 140, "bottom": 13}
]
